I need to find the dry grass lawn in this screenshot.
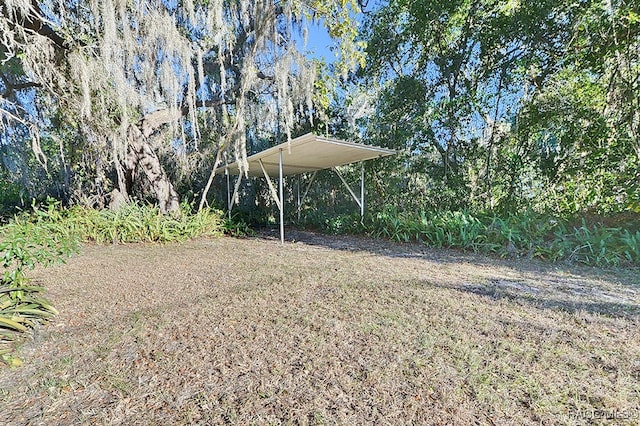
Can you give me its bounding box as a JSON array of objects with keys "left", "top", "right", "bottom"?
[{"left": 1, "top": 230, "right": 639, "bottom": 425}]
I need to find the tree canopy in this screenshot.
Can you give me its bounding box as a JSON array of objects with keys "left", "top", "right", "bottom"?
[
  {"left": 1, "top": 0, "right": 364, "bottom": 212},
  {"left": 1, "top": 0, "right": 638, "bottom": 219},
  {"left": 360, "top": 0, "right": 639, "bottom": 214}
]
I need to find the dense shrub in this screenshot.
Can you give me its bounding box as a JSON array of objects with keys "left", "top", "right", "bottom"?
[
  {"left": 0, "top": 180, "right": 24, "bottom": 221},
  {"left": 61, "top": 202, "right": 225, "bottom": 243}
]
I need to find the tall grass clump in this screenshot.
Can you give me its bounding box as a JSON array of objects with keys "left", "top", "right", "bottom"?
[
  {"left": 547, "top": 220, "right": 640, "bottom": 266},
  {"left": 1, "top": 200, "right": 227, "bottom": 363},
  {"left": 62, "top": 202, "right": 225, "bottom": 244},
  {"left": 314, "top": 206, "right": 639, "bottom": 267}
]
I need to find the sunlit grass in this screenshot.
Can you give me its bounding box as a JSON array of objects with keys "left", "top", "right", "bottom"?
[{"left": 1, "top": 235, "right": 638, "bottom": 424}]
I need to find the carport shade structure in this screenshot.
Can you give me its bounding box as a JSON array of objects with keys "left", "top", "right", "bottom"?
[{"left": 216, "top": 133, "right": 395, "bottom": 243}]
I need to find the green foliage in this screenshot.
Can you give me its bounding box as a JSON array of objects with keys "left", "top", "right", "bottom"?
[
  {"left": 303, "top": 209, "right": 366, "bottom": 236},
  {"left": 0, "top": 179, "right": 23, "bottom": 221},
  {"left": 1, "top": 202, "right": 78, "bottom": 360},
  {"left": 1, "top": 199, "right": 226, "bottom": 363},
  {"left": 221, "top": 216, "right": 255, "bottom": 238},
  {"left": 548, "top": 221, "right": 640, "bottom": 266},
  {"left": 59, "top": 202, "right": 225, "bottom": 244},
  {"left": 307, "top": 207, "right": 640, "bottom": 267},
  {"left": 361, "top": 0, "right": 639, "bottom": 217}
]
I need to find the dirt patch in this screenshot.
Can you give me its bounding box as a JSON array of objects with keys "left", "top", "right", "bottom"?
[{"left": 1, "top": 230, "right": 639, "bottom": 425}]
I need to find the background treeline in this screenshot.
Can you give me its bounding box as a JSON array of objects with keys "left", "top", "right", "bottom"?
[
  {"left": 1, "top": 0, "right": 639, "bottom": 263},
  {"left": 353, "top": 0, "right": 639, "bottom": 218},
  {"left": 231, "top": 0, "right": 640, "bottom": 265}
]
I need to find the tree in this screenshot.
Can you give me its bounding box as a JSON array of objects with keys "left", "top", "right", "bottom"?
[
  {"left": 0, "top": 0, "right": 365, "bottom": 212},
  {"left": 510, "top": 0, "right": 640, "bottom": 213},
  {"left": 360, "top": 0, "right": 639, "bottom": 214}
]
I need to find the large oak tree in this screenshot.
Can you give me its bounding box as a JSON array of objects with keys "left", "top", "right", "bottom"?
[{"left": 1, "top": 0, "right": 365, "bottom": 212}]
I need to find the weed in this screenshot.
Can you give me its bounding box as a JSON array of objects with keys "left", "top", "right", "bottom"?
[{"left": 222, "top": 216, "right": 255, "bottom": 237}]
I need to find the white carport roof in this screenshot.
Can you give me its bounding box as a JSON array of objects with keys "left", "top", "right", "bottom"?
[
  {"left": 216, "top": 132, "right": 395, "bottom": 243},
  {"left": 215, "top": 133, "right": 395, "bottom": 177}
]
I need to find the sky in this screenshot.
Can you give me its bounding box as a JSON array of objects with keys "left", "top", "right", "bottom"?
[{"left": 299, "top": 21, "right": 336, "bottom": 63}]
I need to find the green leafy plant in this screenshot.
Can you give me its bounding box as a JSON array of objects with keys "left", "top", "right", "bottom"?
[
  {"left": 222, "top": 217, "right": 255, "bottom": 237},
  {"left": 621, "top": 230, "right": 640, "bottom": 263},
  {"left": 313, "top": 207, "right": 639, "bottom": 267},
  {"left": 1, "top": 207, "right": 78, "bottom": 363},
  {"left": 60, "top": 202, "right": 225, "bottom": 244}
]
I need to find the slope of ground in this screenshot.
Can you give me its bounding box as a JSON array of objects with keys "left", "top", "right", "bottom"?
[{"left": 1, "top": 230, "right": 639, "bottom": 425}]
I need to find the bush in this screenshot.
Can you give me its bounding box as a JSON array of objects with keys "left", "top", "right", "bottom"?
[
  {"left": 1, "top": 206, "right": 79, "bottom": 363},
  {"left": 60, "top": 202, "right": 225, "bottom": 244},
  {"left": 0, "top": 180, "right": 24, "bottom": 221},
  {"left": 221, "top": 216, "right": 255, "bottom": 237}
]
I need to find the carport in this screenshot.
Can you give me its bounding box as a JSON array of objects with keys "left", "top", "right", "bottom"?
[{"left": 216, "top": 132, "right": 395, "bottom": 243}]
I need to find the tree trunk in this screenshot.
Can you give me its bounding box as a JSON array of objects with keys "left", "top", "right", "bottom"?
[{"left": 123, "top": 109, "right": 182, "bottom": 214}]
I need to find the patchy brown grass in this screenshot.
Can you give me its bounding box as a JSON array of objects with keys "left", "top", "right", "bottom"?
[{"left": 1, "top": 229, "right": 639, "bottom": 425}]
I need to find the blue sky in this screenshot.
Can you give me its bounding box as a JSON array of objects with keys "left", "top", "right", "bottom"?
[{"left": 300, "top": 21, "right": 336, "bottom": 62}]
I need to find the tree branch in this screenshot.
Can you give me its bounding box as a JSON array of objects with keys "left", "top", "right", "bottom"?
[
  {"left": 138, "top": 109, "right": 184, "bottom": 138},
  {"left": 256, "top": 71, "right": 275, "bottom": 81},
  {"left": 0, "top": 1, "right": 69, "bottom": 50},
  {"left": 0, "top": 71, "right": 41, "bottom": 97},
  {"left": 138, "top": 97, "right": 231, "bottom": 138}
]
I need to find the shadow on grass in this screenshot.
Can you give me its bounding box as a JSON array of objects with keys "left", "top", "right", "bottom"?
[
  {"left": 448, "top": 282, "right": 640, "bottom": 319},
  {"left": 256, "top": 227, "right": 640, "bottom": 319}
]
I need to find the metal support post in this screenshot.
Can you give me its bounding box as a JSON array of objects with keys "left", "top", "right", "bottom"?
[
  {"left": 300, "top": 172, "right": 317, "bottom": 210},
  {"left": 258, "top": 159, "right": 281, "bottom": 211},
  {"left": 297, "top": 175, "right": 301, "bottom": 223},
  {"left": 226, "top": 167, "right": 231, "bottom": 220},
  {"left": 360, "top": 163, "right": 365, "bottom": 222},
  {"left": 279, "top": 149, "right": 284, "bottom": 244},
  {"left": 257, "top": 157, "right": 284, "bottom": 243},
  {"left": 332, "top": 167, "right": 363, "bottom": 212}
]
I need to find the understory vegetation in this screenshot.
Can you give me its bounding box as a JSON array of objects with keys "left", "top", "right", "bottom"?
[
  {"left": 0, "top": 201, "right": 226, "bottom": 363},
  {"left": 303, "top": 207, "right": 640, "bottom": 267}
]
